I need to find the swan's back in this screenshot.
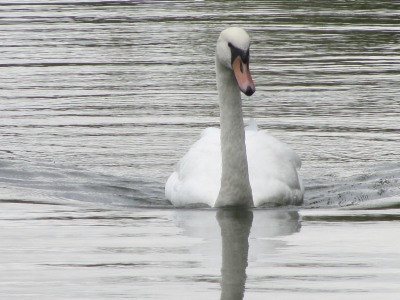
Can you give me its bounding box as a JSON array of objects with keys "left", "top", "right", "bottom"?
[
  {"left": 165, "top": 127, "right": 221, "bottom": 207},
  {"left": 245, "top": 128, "right": 303, "bottom": 206},
  {"left": 165, "top": 123, "right": 304, "bottom": 207}
]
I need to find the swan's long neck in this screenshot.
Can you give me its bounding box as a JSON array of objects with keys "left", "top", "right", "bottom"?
[{"left": 215, "top": 61, "right": 253, "bottom": 207}]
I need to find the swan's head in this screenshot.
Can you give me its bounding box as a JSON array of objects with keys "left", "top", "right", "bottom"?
[{"left": 216, "top": 27, "right": 255, "bottom": 96}]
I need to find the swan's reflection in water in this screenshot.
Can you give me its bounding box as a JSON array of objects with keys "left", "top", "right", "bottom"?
[
  {"left": 217, "top": 208, "right": 253, "bottom": 300},
  {"left": 173, "top": 209, "right": 301, "bottom": 299},
  {"left": 218, "top": 209, "right": 300, "bottom": 300}
]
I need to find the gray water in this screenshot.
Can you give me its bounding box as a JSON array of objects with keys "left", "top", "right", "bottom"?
[{"left": 1, "top": 0, "right": 400, "bottom": 299}]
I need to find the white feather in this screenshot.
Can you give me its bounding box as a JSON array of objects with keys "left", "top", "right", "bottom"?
[
  {"left": 165, "top": 27, "right": 304, "bottom": 207},
  {"left": 165, "top": 120, "right": 303, "bottom": 207}
]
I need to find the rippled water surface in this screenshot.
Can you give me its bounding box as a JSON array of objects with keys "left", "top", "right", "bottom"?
[{"left": 1, "top": 0, "right": 400, "bottom": 299}]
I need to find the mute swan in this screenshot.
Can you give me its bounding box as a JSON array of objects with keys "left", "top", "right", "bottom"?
[{"left": 165, "top": 27, "right": 304, "bottom": 207}]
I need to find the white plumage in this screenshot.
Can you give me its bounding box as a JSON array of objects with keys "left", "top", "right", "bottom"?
[
  {"left": 165, "top": 27, "right": 304, "bottom": 207},
  {"left": 165, "top": 120, "right": 304, "bottom": 207}
]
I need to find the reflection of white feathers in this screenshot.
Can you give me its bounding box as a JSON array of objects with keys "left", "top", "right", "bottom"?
[
  {"left": 165, "top": 119, "right": 304, "bottom": 207},
  {"left": 172, "top": 209, "right": 301, "bottom": 264}
]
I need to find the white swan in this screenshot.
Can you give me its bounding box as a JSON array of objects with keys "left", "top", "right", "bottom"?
[{"left": 165, "top": 27, "right": 304, "bottom": 207}]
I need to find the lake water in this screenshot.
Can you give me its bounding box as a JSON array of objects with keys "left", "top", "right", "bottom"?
[{"left": 1, "top": 0, "right": 399, "bottom": 299}]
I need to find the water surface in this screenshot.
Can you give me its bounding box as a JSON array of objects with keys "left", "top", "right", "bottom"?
[{"left": 1, "top": 1, "right": 399, "bottom": 299}]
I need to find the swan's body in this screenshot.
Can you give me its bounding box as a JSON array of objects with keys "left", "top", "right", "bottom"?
[{"left": 165, "top": 27, "right": 304, "bottom": 207}]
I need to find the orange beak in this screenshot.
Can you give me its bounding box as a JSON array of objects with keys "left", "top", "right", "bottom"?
[{"left": 232, "top": 56, "right": 255, "bottom": 96}]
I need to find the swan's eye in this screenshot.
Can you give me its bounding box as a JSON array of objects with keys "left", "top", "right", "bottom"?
[
  {"left": 228, "top": 42, "right": 249, "bottom": 65},
  {"left": 244, "top": 50, "right": 250, "bottom": 64}
]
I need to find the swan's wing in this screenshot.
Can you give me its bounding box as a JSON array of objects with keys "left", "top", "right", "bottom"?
[
  {"left": 245, "top": 128, "right": 304, "bottom": 206},
  {"left": 165, "top": 128, "right": 221, "bottom": 207}
]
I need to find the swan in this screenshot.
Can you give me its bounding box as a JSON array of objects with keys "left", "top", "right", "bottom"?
[{"left": 165, "top": 27, "right": 304, "bottom": 207}]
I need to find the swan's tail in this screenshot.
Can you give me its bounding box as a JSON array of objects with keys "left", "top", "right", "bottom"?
[{"left": 245, "top": 118, "right": 258, "bottom": 131}]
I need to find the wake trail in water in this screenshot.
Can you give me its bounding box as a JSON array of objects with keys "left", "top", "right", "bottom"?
[
  {"left": 1, "top": 159, "right": 399, "bottom": 209},
  {"left": 306, "top": 162, "right": 400, "bottom": 209},
  {"left": 0, "top": 159, "right": 167, "bottom": 208}
]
